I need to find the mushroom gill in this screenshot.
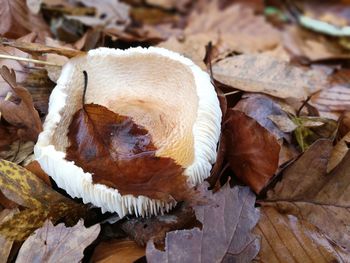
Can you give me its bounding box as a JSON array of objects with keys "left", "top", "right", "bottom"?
[{"left": 34, "top": 47, "right": 221, "bottom": 217}]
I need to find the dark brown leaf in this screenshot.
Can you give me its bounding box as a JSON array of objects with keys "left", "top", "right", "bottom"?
[
  {"left": 0, "top": 66, "right": 42, "bottom": 142},
  {"left": 224, "top": 110, "right": 280, "bottom": 193},
  {"left": 15, "top": 220, "right": 100, "bottom": 263},
  {"left": 0, "top": 209, "right": 16, "bottom": 263},
  {"left": 146, "top": 183, "right": 260, "bottom": 263},
  {"left": 66, "top": 103, "right": 193, "bottom": 202}
]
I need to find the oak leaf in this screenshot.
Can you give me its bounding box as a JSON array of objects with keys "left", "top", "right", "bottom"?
[{"left": 66, "top": 103, "right": 193, "bottom": 202}]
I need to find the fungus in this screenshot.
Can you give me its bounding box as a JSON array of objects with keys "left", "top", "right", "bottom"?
[{"left": 34, "top": 47, "right": 221, "bottom": 217}]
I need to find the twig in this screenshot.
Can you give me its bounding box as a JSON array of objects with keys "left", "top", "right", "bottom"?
[{"left": 0, "top": 54, "right": 62, "bottom": 67}]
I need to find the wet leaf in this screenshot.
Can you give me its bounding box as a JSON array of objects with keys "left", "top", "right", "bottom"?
[
  {"left": 146, "top": 183, "right": 260, "bottom": 263},
  {"left": 212, "top": 54, "right": 330, "bottom": 100},
  {"left": 254, "top": 206, "right": 350, "bottom": 262},
  {"left": 0, "top": 159, "right": 88, "bottom": 240},
  {"left": 224, "top": 110, "right": 280, "bottom": 193},
  {"left": 66, "top": 103, "right": 193, "bottom": 203},
  {"left": 16, "top": 220, "right": 100, "bottom": 263},
  {"left": 265, "top": 139, "right": 350, "bottom": 251},
  {"left": 92, "top": 239, "right": 145, "bottom": 263},
  {"left": 0, "top": 66, "right": 42, "bottom": 142}
]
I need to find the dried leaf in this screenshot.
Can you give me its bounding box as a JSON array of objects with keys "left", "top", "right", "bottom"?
[
  {"left": 213, "top": 54, "right": 330, "bottom": 100},
  {"left": 0, "top": 141, "right": 34, "bottom": 164},
  {"left": 0, "top": 0, "right": 49, "bottom": 38},
  {"left": 0, "top": 38, "right": 85, "bottom": 58},
  {"left": 266, "top": 139, "right": 350, "bottom": 251},
  {"left": 66, "top": 0, "right": 130, "bottom": 32},
  {"left": 0, "top": 159, "right": 87, "bottom": 240},
  {"left": 224, "top": 110, "right": 280, "bottom": 193},
  {"left": 66, "top": 103, "right": 193, "bottom": 202},
  {"left": 92, "top": 239, "right": 145, "bottom": 263},
  {"left": 0, "top": 66, "right": 42, "bottom": 142},
  {"left": 16, "top": 220, "right": 100, "bottom": 263},
  {"left": 0, "top": 209, "right": 17, "bottom": 263},
  {"left": 254, "top": 206, "right": 350, "bottom": 262},
  {"left": 185, "top": 2, "right": 281, "bottom": 53},
  {"left": 268, "top": 115, "right": 298, "bottom": 133},
  {"left": 146, "top": 183, "right": 260, "bottom": 263},
  {"left": 24, "top": 160, "right": 51, "bottom": 186}
]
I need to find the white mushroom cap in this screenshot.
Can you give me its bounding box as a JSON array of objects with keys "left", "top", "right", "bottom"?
[{"left": 34, "top": 47, "right": 221, "bottom": 217}]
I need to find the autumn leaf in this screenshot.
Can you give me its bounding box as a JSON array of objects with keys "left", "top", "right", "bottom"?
[
  {"left": 146, "top": 183, "right": 260, "bottom": 262},
  {"left": 327, "top": 131, "right": 350, "bottom": 172},
  {"left": 92, "top": 239, "right": 145, "bottom": 263},
  {"left": 0, "top": 66, "right": 42, "bottom": 142},
  {"left": 0, "top": 209, "right": 17, "bottom": 263},
  {"left": 224, "top": 110, "right": 280, "bottom": 193},
  {"left": 264, "top": 139, "right": 350, "bottom": 251},
  {"left": 15, "top": 220, "right": 100, "bottom": 263},
  {"left": 212, "top": 54, "right": 330, "bottom": 100},
  {"left": 254, "top": 206, "right": 350, "bottom": 262},
  {"left": 0, "top": 159, "right": 88, "bottom": 240},
  {"left": 0, "top": 0, "right": 49, "bottom": 38},
  {"left": 66, "top": 103, "right": 193, "bottom": 202}
]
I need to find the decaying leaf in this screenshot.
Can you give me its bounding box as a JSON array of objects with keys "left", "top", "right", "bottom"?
[
  {"left": 0, "top": 141, "right": 34, "bottom": 164},
  {"left": 213, "top": 54, "right": 330, "bottom": 100},
  {"left": 66, "top": 103, "right": 193, "bottom": 202},
  {"left": 0, "top": 159, "right": 87, "bottom": 240},
  {"left": 0, "top": 66, "right": 42, "bottom": 142},
  {"left": 66, "top": 0, "right": 130, "bottom": 33},
  {"left": 185, "top": 2, "right": 281, "bottom": 53},
  {"left": 254, "top": 206, "right": 350, "bottom": 262},
  {"left": 16, "top": 220, "right": 100, "bottom": 263},
  {"left": 146, "top": 183, "right": 260, "bottom": 263},
  {"left": 327, "top": 131, "right": 350, "bottom": 172},
  {"left": 265, "top": 139, "right": 350, "bottom": 251},
  {"left": 92, "top": 239, "right": 145, "bottom": 263},
  {"left": 0, "top": 0, "right": 49, "bottom": 38},
  {"left": 0, "top": 209, "right": 17, "bottom": 263},
  {"left": 224, "top": 110, "right": 280, "bottom": 193}
]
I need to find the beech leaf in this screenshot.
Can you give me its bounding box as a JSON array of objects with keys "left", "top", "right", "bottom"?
[
  {"left": 16, "top": 220, "right": 100, "bottom": 263},
  {"left": 265, "top": 139, "right": 350, "bottom": 251},
  {"left": 146, "top": 183, "right": 260, "bottom": 263},
  {"left": 66, "top": 103, "right": 193, "bottom": 202},
  {"left": 212, "top": 54, "right": 330, "bottom": 100},
  {"left": 254, "top": 206, "right": 350, "bottom": 262},
  {"left": 224, "top": 110, "right": 280, "bottom": 193}
]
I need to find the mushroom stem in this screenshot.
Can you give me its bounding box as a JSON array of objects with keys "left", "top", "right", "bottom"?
[{"left": 0, "top": 54, "right": 62, "bottom": 67}]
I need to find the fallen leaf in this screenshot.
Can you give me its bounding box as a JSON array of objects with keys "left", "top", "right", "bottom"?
[
  {"left": 268, "top": 115, "right": 298, "bottom": 133},
  {"left": 234, "top": 94, "right": 291, "bottom": 141},
  {"left": 224, "top": 110, "right": 280, "bottom": 193},
  {"left": 0, "top": 141, "right": 34, "bottom": 164},
  {"left": 212, "top": 54, "right": 330, "bottom": 100},
  {"left": 310, "top": 85, "right": 350, "bottom": 119},
  {"left": 119, "top": 203, "right": 196, "bottom": 247},
  {"left": 254, "top": 206, "right": 350, "bottom": 262},
  {"left": 92, "top": 239, "right": 145, "bottom": 263},
  {"left": 328, "top": 131, "right": 350, "bottom": 172},
  {"left": 145, "top": 0, "right": 191, "bottom": 11},
  {"left": 66, "top": 103, "right": 193, "bottom": 203},
  {"left": 0, "top": 209, "right": 17, "bottom": 263},
  {"left": 0, "top": 37, "right": 85, "bottom": 58},
  {"left": 265, "top": 139, "right": 350, "bottom": 251},
  {"left": 185, "top": 2, "right": 281, "bottom": 53},
  {"left": 0, "top": 0, "right": 50, "bottom": 38},
  {"left": 0, "top": 159, "right": 87, "bottom": 240},
  {"left": 0, "top": 66, "right": 42, "bottom": 142},
  {"left": 146, "top": 183, "right": 260, "bottom": 263},
  {"left": 24, "top": 160, "right": 51, "bottom": 186},
  {"left": 16, "top": 220, "right": 100, "bottom": 263},
  {"left": 66, "top": 0, "right": 130, "bottom": 33}
]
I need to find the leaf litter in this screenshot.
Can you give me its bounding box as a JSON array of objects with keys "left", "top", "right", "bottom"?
[{"left": 1, "top": 0, "right": 350, "bottom": 262}]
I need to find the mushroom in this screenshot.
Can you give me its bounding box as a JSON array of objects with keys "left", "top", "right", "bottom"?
[{"left": 34, "top": 47, "right": 221, "bottom": 217}]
